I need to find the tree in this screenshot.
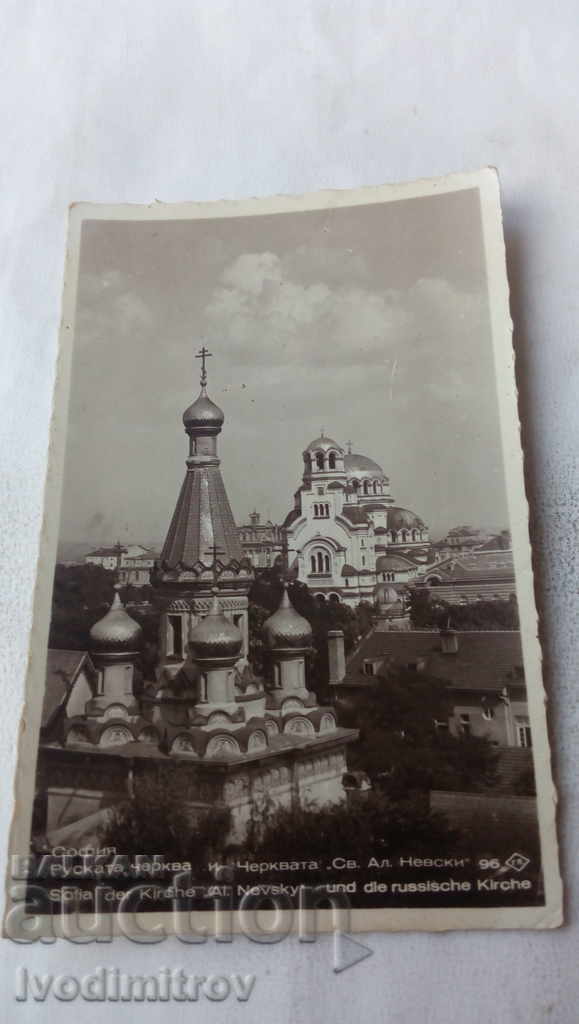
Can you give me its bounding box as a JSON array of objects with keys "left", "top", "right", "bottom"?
[
  {"left": 339, "top": 667, "right": 498, "bottom": 797},
  {"left": 98, "top": 767, "right": 231, "bottom": 870},
  {"left": 409, "top": 589, "right": 519, "bottom": 631}
]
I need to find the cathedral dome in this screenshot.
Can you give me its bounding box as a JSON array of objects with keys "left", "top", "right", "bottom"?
[
  {"left": 344, "top": 452, "right": 386, "bottom": 480},
  {"left": 387, "top": 507, "right": 425, "bottom": 531},
  {"left": 304, "top": 435, "right": 343, "bottom": 454},
  {"left": 263, "top": 586, "right": 313, "bottom": 650},
  {"left": 90, "top": 588, "right": 142, "bottom": 654},
  {"left": 189, "top": 591, "right": 242, "bottom": 660},
  {"left": 182, "top": 388, "right": 224, "bottom": 432}
]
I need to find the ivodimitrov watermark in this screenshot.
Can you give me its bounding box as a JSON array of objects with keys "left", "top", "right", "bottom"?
[{"left": 15, "top": 967, "right": 256, "bottom": 1002}]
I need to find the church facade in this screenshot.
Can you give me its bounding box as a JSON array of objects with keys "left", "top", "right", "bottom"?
[{"left": 283, "top": 435, "right": 431, "bottom": 607}]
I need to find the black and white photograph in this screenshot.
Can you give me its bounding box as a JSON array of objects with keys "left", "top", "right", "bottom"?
[{"left": 7, "top": 172, "right": 561, "bottom": 935}]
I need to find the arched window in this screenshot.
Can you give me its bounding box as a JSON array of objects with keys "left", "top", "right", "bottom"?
[
  {"left": 304, "top": 453, "right": 311, "bottom": 472},
  {"left": 325, "top": 503, "right": 330, "bottom": 517},
  {"left": 313, "top": 503, "right": 318, "bottom": 517},
  {"left": 412, "top": 529, "right": 418, "bottom": 541},
  {"left": 401, "top": 529, "right": 408, "bottom": 542},
  {"left": 328, "top": 452, "right": 336, "bottom": 470},
  {"left": 315, "top": 451, "right": 324, "bottom": 471},
  {"left": 363, "top": 480, "right": 370, "bottom": 495},
  {"left": 310, "top": 548, "right": 331, "bottom": 574},
  {"left": 373, "top": 481, "right": 378, "bottom": 494}
]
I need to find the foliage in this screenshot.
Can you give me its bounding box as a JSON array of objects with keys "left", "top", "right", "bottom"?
[
  {"left": 49, "top": 563, "right": 160, "bottom": 679},
  {"left": 339, "top": 668, "right": 499, "bottom": 797},
  {"left": 241, "top": 791, "right": 457, "bottom": 875},
  {"left": 409, "top": 589, "right": 519, "bottom": 630},
  {"left": 98, "top": 768, "right": 231, "bottom": 869}
]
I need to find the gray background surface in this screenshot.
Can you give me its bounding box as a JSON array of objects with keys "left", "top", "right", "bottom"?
[{"left": 0, "top": 2, "right": 577, "bottom": 1021}]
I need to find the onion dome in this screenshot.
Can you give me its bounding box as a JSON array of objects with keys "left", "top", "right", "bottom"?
[
  {"left": 263, "top": 586, "right": 313, "bottom": 650},
  {"left": 387, "top": 507, "right": 425, "bottom": 530},
  {"left": 90, "top": 587, "right": 142, "bottom": 654},
  {"left": 344, "top": 452, "right": 387, "bottom": 481},
  {"left": 189, "top": 590, "right": 242, "bottom": 660},
  {"left": 182, "top": 387, "right": 224, "bottom": 433}
]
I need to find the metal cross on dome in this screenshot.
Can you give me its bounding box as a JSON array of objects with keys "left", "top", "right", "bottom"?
[
  {"left": 196, "top": 345, "right": 213, "bottom": 388},
  {"left": 204, "top": 542, "right": 226, "bottom": 584}
]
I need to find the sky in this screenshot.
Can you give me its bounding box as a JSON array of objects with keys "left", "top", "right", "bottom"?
[{"left": 59, "top": 187, "right": 509, "bottom": 547}]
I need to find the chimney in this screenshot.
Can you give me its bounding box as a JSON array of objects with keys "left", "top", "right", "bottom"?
[
  {"left": 440, "top": 627, "right": 459, "bottom": 654},
  {"left": 328, "top": 630, "right": 346, "bottom": 684}
]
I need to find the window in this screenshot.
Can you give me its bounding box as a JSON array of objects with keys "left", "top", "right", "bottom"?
[
  {"left": 328, "top": 452, "right": 336, "bottom": 470},
  {"left": 317, "top": 486, "right": 324, "bottom": 495},
  {"left": 310, "top": 549, "right": 331, "bottom": 574},
  {"left": 315, "top": 451, "right": 324, "bottom": 471},
  {"left": 325, "top": 503, "right": 330, "bottom": 517},
  {"left": 373, "top": 481, "right": 378, "bottom": 494},
  {"left": 363, "top": 661, "right": 375, "bottom": 676},
  {"left": 363, "top": 480, "right": 370, "bottom": 495},
  {"left": 361, "top": 555, "right": 366, "bottom": 566},
  {"left": 516, "top": 717, "right": 532, "bottom": 748},
  {"left": 168, "top": 614, "right": 183, "bottom": 659}
]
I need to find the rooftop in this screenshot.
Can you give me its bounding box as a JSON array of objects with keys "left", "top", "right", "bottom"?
[{"left": 342, "top": 630, "right": 525, "bottom": 692}]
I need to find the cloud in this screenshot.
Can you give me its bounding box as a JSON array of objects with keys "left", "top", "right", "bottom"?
[{"left": 202, "top": 252, "right": 487, "bottom": 413}]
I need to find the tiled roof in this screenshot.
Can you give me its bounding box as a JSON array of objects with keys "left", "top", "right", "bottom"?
[
  {"left": 340, "top": 506, "right": 369, "bottom": 525},
  {"left": 161, "top": 466, "right": 244, "bottom": 568},
  {"left": 86, "top": 546, "right": 126, "bottom": 557},
  {"left": 42, "top": 650, "right": 92, "bottom": 728},
  {"left": 424, "top": 550, "right": 514, "bottom": 582},
  {"left": 343, "top": 630, "right": 525, "bottom": 692},
  {"left": 376, "top": 554, "right": 416, "bottom": 571},
  {"left": 341, "top": 564, "right": 359, "bottom": 577}
]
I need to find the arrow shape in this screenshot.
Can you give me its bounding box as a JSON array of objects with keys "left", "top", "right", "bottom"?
[{"left": 333, "top": 931, "right": 373, "bottom": 973}]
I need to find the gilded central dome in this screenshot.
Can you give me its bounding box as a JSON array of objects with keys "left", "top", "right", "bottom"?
[
  {"left": 183, "top": 387, "right": 224, "bottom": 432},
  {"left": 189, "top": 591, "right": 242, "bottom": 660},
  {"left": 90, "top": 589, "right": 142, "bottom": 654},
  {"left": 263, "top": 586, "right": 313, "bottom": 650},
  {"left": 344, "top": 452, "right": 386, "bottom": 480}
]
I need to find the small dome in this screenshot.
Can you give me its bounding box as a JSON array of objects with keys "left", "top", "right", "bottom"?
[
  {"left": 189, "top": 591, "right": 242, "bottom": 660},
  {"left": 90, "top": 589, "right": 142, "bottom": 654},
  {"left": 263, "top": 586, "right": 313, "bottom": 650},
  {"left": 387, "top": 507, "right": 425, "bottom": 531},
  {"left": 304, "top": 435, "right": 343, "bottom": 454},
  {"left": 344, "top": 452, "right": 386, "bottom": 480},
  {"left": 183, "top": 387, "right": 224, "bottom": 432},
  {"left": 373, "top": 582, "right": 400, "bottom": 606}
]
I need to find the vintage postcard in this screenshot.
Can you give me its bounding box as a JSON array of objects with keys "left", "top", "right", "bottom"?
[{"left": 6, "top": 170, "right": 562, "bottom": 938}]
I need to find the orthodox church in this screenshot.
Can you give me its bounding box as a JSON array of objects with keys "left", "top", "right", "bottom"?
[
  {"left": 283, "top": 434, "right": 431, "bottom": 606},
  {"left": 37, "top": 353, "right": 356, "bottom": 847}
]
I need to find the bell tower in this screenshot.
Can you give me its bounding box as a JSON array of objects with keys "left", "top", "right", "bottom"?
[{"left": 153, "top": 349, "right": 252, "bottom": 681}]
